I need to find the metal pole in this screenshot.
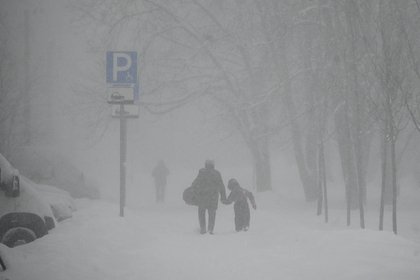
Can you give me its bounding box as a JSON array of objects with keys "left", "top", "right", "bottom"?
[
  {"left": 120, "top": 104, "right": 127, "bottom": 217},
  {"left": 24, "top": 9, "right": 31, "bottom": 145}
]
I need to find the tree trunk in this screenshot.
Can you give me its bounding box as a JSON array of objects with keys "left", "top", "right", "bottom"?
[
  {"left": 250, "top": 136, "right": 272, "bottom": 192},
  {"left": 286, "top": 108, "right": 318, "bottom": 201},
  {"left": 321, "top": 142, "right": 328, "bottom": 223},
  {"left": 334, "top": 104, "right": 359, "bottom": 211},
  {"left": 317, "top": 144, "right": 323, "bottom": 216},
  {"left": 391, "top": 137, "right": 397, "bottom": 234},
  {"left": 355, "top": 135, "right": 365, "bottom": 229},
  {"left": 379, "top": 129, "right": 387, "bottom": 231},
  {"left": 344, "top": 0, "right": 367, "bottom": 229},
  {"left": 317, "top": 142, "right": 325, "bottom": 217},
  {"left": 390, "top": 123, "right": 398, "bottom": 234},
  {"left": 255, "top": 0, "right": 317, "bottom": 201},
  {"left": 301, "top": 26, "right": 319, "bottom": 203}
]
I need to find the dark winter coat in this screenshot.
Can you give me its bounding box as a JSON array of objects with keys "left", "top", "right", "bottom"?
[{"left": 191, "top": 166, "right": 226, "bottom": 209}]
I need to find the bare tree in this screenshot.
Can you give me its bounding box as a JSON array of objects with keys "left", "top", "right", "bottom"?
[
  {"left": 72, "top": 0, "right": 281, "bottom": 191},
  {"left": 369, "top": 0, "right": 411, "bottom": 234}
]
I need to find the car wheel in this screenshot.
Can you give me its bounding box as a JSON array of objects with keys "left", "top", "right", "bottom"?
[{"left": 1, "top": 227, "right": 36, "bottom": 248}]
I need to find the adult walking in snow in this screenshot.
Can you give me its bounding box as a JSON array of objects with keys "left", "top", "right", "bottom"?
[
  {"left": 152, "top": 160, "right": 170, "bottom": 203},
  {"left": 190, "top": 160, "right": 227, "bottom": 234}
]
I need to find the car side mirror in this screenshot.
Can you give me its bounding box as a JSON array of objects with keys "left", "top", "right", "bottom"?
[
  {"left": 5, "top": 175, "right": 20, "bottom": 198},
  {"left": 0, "top": 253, "right": 6, "bottom": 271},
  {"left": 0, "top": 168, "right": 5, "bottom": 193}
]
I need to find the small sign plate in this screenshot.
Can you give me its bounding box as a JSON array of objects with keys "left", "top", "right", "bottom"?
[
  {"left": 111, "top": 104, "right": 140, "bottom": 118},
  {"left": 107, "top": 85, "right": 135, "bottom": 104}
]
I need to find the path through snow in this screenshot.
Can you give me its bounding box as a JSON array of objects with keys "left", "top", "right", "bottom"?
[{"left": 1, "top": 193, "right": 420, "bottom": 280}]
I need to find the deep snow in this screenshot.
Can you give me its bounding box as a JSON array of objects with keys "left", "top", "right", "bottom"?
[{"left": 1, "top": 191, "right": 420, "bottom": 280}]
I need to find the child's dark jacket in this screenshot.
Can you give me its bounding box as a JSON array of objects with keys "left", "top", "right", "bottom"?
[{"left": 226, "top": 185, "right": 256, "bottom": 209}]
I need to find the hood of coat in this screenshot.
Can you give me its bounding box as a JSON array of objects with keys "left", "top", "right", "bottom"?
[{"left": 227, "top": 178, "right": 240, "bottom": 191}]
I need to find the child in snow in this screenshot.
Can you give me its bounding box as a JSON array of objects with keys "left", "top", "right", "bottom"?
[{"left": 224, "top": 178, "right": 256, "bottom": 232}]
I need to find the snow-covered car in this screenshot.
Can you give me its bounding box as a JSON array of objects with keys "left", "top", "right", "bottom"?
[
  {"left": 0, "top": 153, "right": 56, "bottom": 248},
  {"left": 11, "top": 146, "right": 100, "bottom": 199},
  {"left": 33, "top": 183, "right": 76, "bottom": 222}
]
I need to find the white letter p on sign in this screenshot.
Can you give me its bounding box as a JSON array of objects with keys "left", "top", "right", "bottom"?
[{"left": 113, "top": 53, "right": 132, "bottom": 82}]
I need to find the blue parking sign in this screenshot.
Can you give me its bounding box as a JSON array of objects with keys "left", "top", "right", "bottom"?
[{"left": 106, "top": 52, "right": 137, "bottom": 84}]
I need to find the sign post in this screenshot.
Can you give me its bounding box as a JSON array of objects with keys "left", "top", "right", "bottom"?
[
  {"left": 119, "top": 104, "right": 127, "bottom": 217},
  {"left": 106, "top": 51, "right": 139, "bottom": 217}
]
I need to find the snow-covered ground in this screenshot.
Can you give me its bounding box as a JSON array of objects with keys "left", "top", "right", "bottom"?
[{"left": 1, "top": 190, "right": 420, "bottom": 280}]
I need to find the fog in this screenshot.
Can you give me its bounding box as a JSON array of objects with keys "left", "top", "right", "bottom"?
[
  {"left": 0, "top": 0, "right": 307, "bottom": 203},
  {"left": 2, "top": 0, "right": 420, "bottom": 226},
  {"left": 2, "top": 1, "right": 420, "bottom": 279}
]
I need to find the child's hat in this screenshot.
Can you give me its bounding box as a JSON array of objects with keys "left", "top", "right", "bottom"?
[{"left": 227, "top": 178, "right": 239, "bottom": 190}]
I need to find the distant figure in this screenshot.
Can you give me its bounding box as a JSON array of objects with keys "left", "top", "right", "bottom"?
[
  {"left": 152, "top": 160, "right": 169, "bottom": 203},
  {"left": 191, "top": 160, "right": 227, "bottom": 234},
  {"left": 224, "top": 178, "right": 256, "bottom": 232}
]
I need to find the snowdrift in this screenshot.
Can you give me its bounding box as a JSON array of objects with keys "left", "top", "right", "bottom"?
[{"left": 1, "top": 192, "right": 419, "bottom": 280}]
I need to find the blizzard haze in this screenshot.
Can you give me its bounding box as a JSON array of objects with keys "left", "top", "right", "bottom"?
[{"left": 1, "top": 0, "right": 420, "bottom": 279}]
